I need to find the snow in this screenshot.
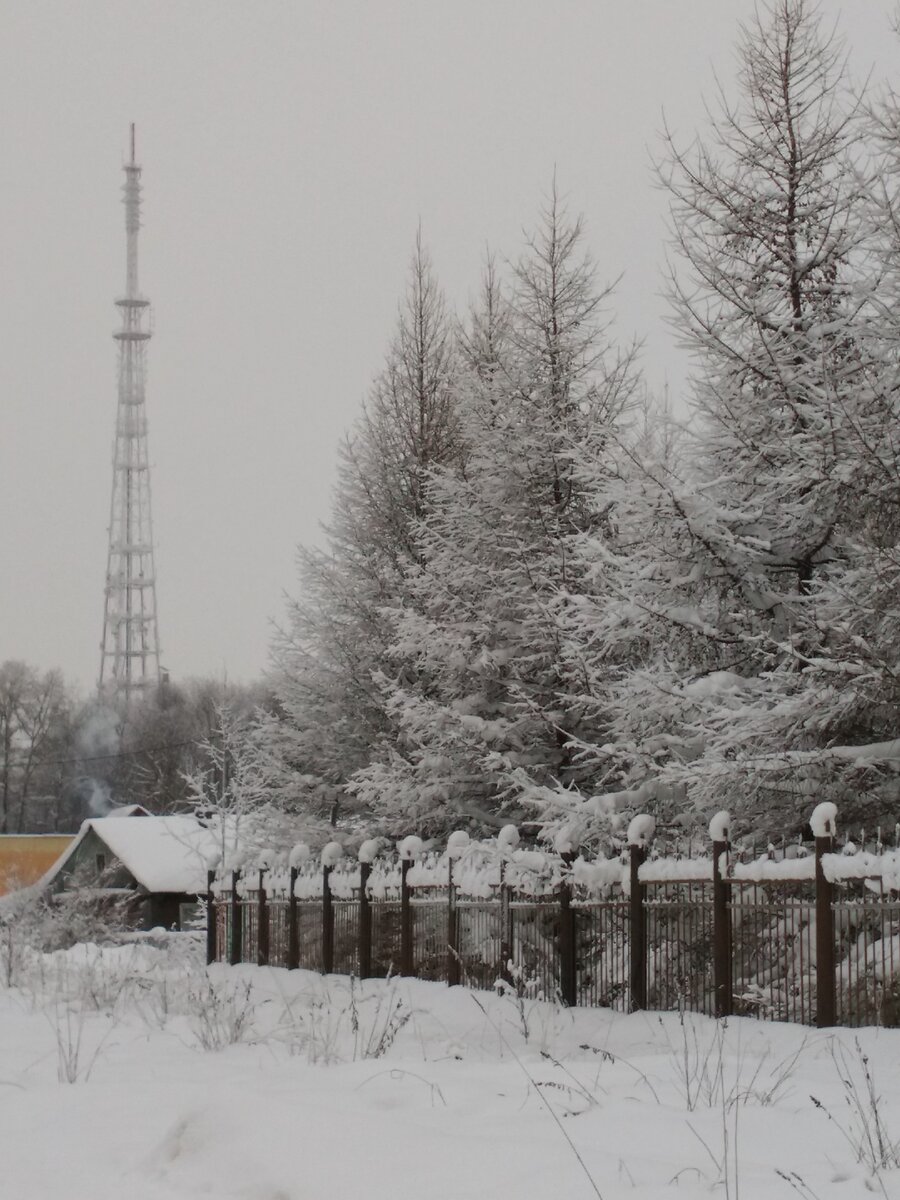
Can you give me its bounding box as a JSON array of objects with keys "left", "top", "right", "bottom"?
[
  {"left": 708, "top": 809, "right": 731, "bottom": 842},
  {"left": 292, "top": 867, "right": 326, "bottom": 901},
  {"left": 730, "top": 855, "right": 817, "bottom": 882},
  {"left": 365, "top": 859, "right": 402, "bottom": 899},
  {"left": 357, "top": 838, "right": 382, "bottom": 864},
  {"left": 553, "top": 826, "right": 579, "bottom": 855},
  {"left": 627, "top": 813, "right": 656, "bottom": 846},
  {"left": 406, "top": 855, "right": 449, "bottom": 888},
  {"left": 326, "top": 865, "right": 361, "bottom": 900},
  {"left": 501, "top": 866, "right": 559, "bottom": 898},
  {"left": 822, "top": 849, "right": 900, "bottom": 889},
  {"left": 320, "top": 841, "right": 343, "bottom": 868},
  {"left": 398, "top": 835, "right": 424, "bottom": 861},
  {"left": 640, "top": 856, "right": 714, "bottom": 882},
  {"left": 572, "top": 855, "right": 626, "bottom": 890},
  {"left": 497, "top": 823, "right": 520, "bottom": 854},
  {"left": 810, "top": 801, "right": 838, "bottom": 838},
  {"left": 446, "top": 830, "right": 470, "bottom": 859},
  {"left": 1, "top": 941, "right": 899, "bottom": 1200},
  {"left": 681, "top": 671, "right": 755, "bottom": 697},
  {"left": 288, "top": 842, "right": 310, "bottom": 868},
  {"left": 452, "top": 859, "right": 499, "bottom": 898}
]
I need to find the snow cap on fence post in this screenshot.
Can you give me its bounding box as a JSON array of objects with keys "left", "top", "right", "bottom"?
[
  {"left": 553, "top": 826, "right": 580, "bottom": 856},
  {"left": 708, "top": 811, "right": 731, "bottom": 844},
  {"left": 289, "top": 842, "right": 310, "bottom": 868},
  {"left": 810, "top": 802, "right": 838, "bottom": 839},
  {"left": 205, "top": 849, "right": 222, "bottom": 873},
  {"left": 398, "top": 835, "right": 424, "bottom": 861},
  {"left": 257, "top": 847, "right": 275, "bottom": 870},
  {"left": 226, "top": 848, "right": 247, "bottom": 872},
  {"left": 321, "top": 841, "right": 344, "bottom": 868},
  {"left": 358, "top": 838, "right": 381, "bottom": 864},
  {"left": 447, "top": 830, "right": 470, "bottom": 860},
  {"left": 497, "top": 824, "right": 520, "bottom": 856},
  {"left": 627, "top": 814, "right": 656, "bottom": 847}
]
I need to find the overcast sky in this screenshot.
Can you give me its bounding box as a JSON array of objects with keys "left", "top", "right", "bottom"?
[{"left": 0, "top": 1, "right": 896, "bottom": 696}]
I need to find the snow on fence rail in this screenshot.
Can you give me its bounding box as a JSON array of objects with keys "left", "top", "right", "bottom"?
[{"left": 206, "top": 804, "right": 900, "bottom": 1029}]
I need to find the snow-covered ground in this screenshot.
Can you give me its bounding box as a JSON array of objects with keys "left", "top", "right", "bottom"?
[{"left": 2, "top": 938, "right": 899, "bottom": 1199}]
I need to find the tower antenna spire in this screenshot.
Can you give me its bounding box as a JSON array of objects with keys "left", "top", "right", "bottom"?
[{"left": 98, "top": 126, "right": 162, "bottom": 708}]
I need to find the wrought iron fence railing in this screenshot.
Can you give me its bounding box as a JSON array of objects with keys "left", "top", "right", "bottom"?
[{"left": 205, "top": 806, "right": 900, "bottom": 1029}]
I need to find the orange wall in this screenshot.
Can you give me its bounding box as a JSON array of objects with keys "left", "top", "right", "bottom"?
[{"left": 0, "top": 836, "right": 73, "bottom": 895}]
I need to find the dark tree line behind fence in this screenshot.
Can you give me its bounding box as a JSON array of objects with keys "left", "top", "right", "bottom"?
[{"left": 207, "top": 806, "right": 900, "bottom": 1029}]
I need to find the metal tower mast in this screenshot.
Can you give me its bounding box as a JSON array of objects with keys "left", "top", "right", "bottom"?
[{"left": 99, "top": 125, "right": 161, "bottom": 706}]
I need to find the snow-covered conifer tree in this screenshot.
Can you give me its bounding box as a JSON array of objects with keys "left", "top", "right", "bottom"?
[
  {"left": 544, "top": 0, "right": 883, "bottom": 837},
  {"left": 263, "top": 236, "right": 462, "bottom": 822},
  {"left": 350, "top": 196, "right": 639, "bottom": 835}
]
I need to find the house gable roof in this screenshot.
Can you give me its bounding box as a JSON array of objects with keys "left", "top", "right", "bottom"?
[{"left": 43, "top": 815, "right": 233, "bottom": 895}]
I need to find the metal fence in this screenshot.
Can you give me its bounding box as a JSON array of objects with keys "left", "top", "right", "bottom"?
[{"left": 207, "top": 834, "right": 900, "bottom": 1029}]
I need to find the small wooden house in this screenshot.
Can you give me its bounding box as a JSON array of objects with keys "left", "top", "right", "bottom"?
[{"left": 41, "top": 811, "right": 227, "bottom": 930}]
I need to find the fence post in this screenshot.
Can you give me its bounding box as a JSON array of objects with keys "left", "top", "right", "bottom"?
[
  {"left": 445, "top": 831, "right": 470, "bottom": 987},
  {"left": 322, "top": 864, "right": 334, "bottom": 975},
  {"left": 229, "top": 869, "right": 242, "bottom": 965},
  {"left": 629, "top": 844, "right": 647, "bottom": 1011},
  {"left": 400, "top": 858, "right": 414, "bottom": 977},
  {"left": 447, "top": 855, "right": 460, "bottom": 986},
  {"left": 558, "top": 850, "right": 578, "bottom": 1007},
  {"left": 712, "top": 839, "right": 732, "bottom": 1018},
  {"left": 206, "top": 869, "right": 217, "bottom": 965},
  {"left": 815, "top": 830, "right": 836, "bottom": 1028},
  {"left": 257, "top": 868, "right": 269, "bottom": 967},
  {"left": 359, "top": 860, "right": 372, "bottom": 979},
  {"left": 497, "top": 824, "right": 520, "bottom": 988},
  {"left": 499, "top": 859, "right": 513, "bottom": 987},
  {"left": 287, "top": 866, "right": 299, "bottom": 970}
]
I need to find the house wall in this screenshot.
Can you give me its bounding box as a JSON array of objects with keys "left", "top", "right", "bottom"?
[
  {"left": 147, "top": 894, "right": 197, "bottom": 931},
  {"left": 53, "top": 830, "right": 197, "bottom": 931},
  {"left": 51, "top": 828, "right": 136, "bottom": 892}
]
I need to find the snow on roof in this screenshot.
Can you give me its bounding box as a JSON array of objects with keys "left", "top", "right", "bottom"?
[
  {"left": 92, "top": 816, "right": 235, "bottom": 893},
  {"left": 106, "top": 804, "right": 151, "bottom": 818},
  {"left": 43, "top": 815, "right": 237, "bottom": 896}
]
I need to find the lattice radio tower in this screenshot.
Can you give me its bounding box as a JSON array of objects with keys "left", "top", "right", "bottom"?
[{"left": 98, "top": 125, "right": 161, "bottom": 706}]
